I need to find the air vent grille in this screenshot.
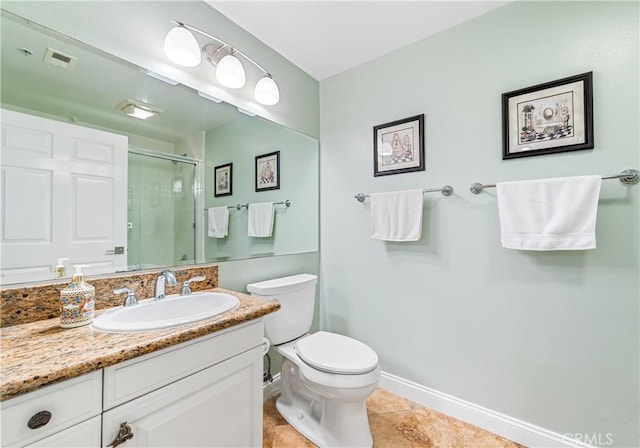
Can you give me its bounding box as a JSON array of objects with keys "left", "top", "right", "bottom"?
[{"left": 43, "top": 48, "right": 77, "bottom": 70}]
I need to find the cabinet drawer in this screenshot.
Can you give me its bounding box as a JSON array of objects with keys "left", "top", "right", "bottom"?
[
  {"left": 27, "top": 415, "right": 101, "bottom": 448},
  {"left": 0, "top": 371, "right": 102, "bottom": 447},
  {"left": 103, "top": 319, "right": 263, "bottom": 409}
]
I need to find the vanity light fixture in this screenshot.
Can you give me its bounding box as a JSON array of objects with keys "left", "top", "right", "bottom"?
[
  {"left": 117, "top": 99, "right": 162, "bottom": 120},
  {"left": 163, "top": 21, "right": 280, "bottom": 105}
]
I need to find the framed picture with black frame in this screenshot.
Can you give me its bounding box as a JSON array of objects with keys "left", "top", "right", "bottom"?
[
  {"left": 255, "top": 151, "right": 280, "bottom": 192},
  {"left": 502, "top": 72, "right": 594, "bottom": 160},
  {"left": 373, "top": 114, "right": 425, "bottom": 176},
  {"left": 214, "top": 162, "right": 232, "bottom": 197}
]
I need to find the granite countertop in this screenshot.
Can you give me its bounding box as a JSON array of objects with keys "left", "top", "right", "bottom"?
[{"left": 0, "top": 288, "right": 279, "bottom": 401}]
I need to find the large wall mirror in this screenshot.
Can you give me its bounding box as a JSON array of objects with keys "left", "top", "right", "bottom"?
[{"left": 0, "top": 9, "right": 319, "bottom": 286}]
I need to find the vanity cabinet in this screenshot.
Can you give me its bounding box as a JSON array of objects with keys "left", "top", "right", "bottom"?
[
  {"left": 102, "top": 321, "right": 263, "bottom": 447},
  {"left": 102, "top": 347, "right": 262, "bottom": 447},
  {"left": 1, "top": 320, "right": 264, "bottom": 448}
]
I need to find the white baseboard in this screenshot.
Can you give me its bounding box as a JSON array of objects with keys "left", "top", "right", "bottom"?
[{"left": 379, "top": 371, "right": 594, "bottom": 448}]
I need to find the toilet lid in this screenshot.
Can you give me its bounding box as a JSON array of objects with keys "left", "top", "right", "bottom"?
[{"left": 294, "top": 331, "right": 378, "bottom": 374}]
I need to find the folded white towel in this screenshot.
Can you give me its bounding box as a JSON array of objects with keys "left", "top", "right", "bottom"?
[
  {"left": 497, "top": 175, "right": 601, "bottom": 251},
  {"left": 207, "top": 207, "right": 229, "bottom": 238},
  {"left": 370, "top": 189, "right": 423, "bottom": 241},
  {"left": 248, "top": 202, "right": 274, "bottom": 237}
]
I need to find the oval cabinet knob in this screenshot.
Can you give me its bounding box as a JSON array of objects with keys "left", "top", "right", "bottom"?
[
  {"left": 107, "top": 421, "right": 134, "bottom": 447},
  {"left": 27, "top": 410, "right": 52, "bottom": 429}
]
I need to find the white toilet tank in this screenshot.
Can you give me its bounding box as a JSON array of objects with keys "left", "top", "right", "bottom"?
[{"left": 247, "top": 273, "right": 318, "bottom": 345}]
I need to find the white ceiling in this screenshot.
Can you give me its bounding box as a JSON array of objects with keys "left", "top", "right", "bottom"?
[{"left": 207, "top": 1, "right": 509, "bottom": 80}]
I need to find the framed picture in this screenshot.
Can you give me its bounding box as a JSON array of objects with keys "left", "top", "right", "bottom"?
[
  {"left": 502, "top": 72, "right": 593, "bottom": 160},
  {"left": 255, "top": 151, "right": 280, "bottom": 192},
  {"left": 373, "top": 114, "right": 424, "bottom": 176},
  {"left": 214, "top": 163, "right": 232, "bottom": 197}
]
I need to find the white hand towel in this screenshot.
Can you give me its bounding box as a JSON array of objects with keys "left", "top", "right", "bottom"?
[
  {"left": 497, "top": 175, "right": 601, "bottom": 251},
  {"left": 370, "top": 189, "right": 423, "bottom": 241},
  {"left": 207, "top": 207, "right": 229, "bottom": 238},
  {"left": 248, "top": 202, "right": 274, "bottom": 237}
]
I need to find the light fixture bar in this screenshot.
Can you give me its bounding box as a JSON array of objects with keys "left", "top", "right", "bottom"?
[
  {"left": 165, "top": 20, "right": 280, "bottom": 104},
  {"left": 171, "top": 20, "right": 270, "bottom": 76}
]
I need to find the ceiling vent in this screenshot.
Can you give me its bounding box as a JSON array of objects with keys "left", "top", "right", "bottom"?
[{"left": 43, "top": 48, "right": 77, "bottom": 70}]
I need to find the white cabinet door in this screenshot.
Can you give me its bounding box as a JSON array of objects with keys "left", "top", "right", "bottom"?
[
  {"left": 27, "top": 416, "right": 101, "bottom": 448},
  {"left": 0, "top": 108, "right": 127, "bottom": 284},
  {"left": 102, "top": 346, "right": 262, "bottom": 448}
]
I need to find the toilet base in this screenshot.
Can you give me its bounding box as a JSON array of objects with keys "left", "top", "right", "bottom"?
[
  {"left": 276, "top": 397, "right": 329, "bottom": 447},
  {"left": 276, "top": 357, "right": 375, "bottom": 448}
]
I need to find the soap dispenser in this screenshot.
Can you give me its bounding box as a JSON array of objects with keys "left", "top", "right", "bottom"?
[
  {"left": 59, "top": 265, "right": 95, "bottom": 328},
  {"left": 54, "top": 258, "right": 69, "bottom": 278}
]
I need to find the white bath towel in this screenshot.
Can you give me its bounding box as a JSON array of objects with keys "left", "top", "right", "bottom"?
[
  {"left": 496, "top": 175, "right": 602, "bottom": 251},
  {"left": 248, "top": 202, "right": 274, "bottom": 237},
  {"left": 207, "top": 206, "right": 229, "bottom": 238},
  {"left": 370, "top": 189, "right": 423, "bottom": 241}
]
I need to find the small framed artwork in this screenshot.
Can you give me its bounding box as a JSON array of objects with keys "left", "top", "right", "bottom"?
[
  {"left": 214, "top": 163, "right": 232, "bottom": 197},
  {"left": 502, "top": 72, "right": 593, "bottom": 160},
  {"left": 255, "top": 151, "right": 280, "bottom": 192},
  {"left": 373, "top": 114, "right": 425, "bottom": 177}
]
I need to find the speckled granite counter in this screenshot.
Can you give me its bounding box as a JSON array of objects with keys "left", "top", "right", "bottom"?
[{"left": 0, "top": 288, "right": 279, "bottom": 401}]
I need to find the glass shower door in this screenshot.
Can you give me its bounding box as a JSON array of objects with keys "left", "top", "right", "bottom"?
[{"left": 127, "top": 151, "right": 196, "bottom": 271}]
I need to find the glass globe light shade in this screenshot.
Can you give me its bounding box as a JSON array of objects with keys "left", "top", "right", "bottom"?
[
  {"left": 164, "top": 26, "right": 201, "bottom": 67},
  {"left": 216, "top": 54, "right": 246, "bottom": 88},
  {"left": 254, "top": 76, "right": 280, "bottom": 105}
]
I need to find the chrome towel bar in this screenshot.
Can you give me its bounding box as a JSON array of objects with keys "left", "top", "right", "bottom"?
[
  {"left": 354, "top": 185, "right": 453, "bottom": 203},
  {"left": 205, "top": 200, "right": 291, "bottom": 211},
  {"left": 469, "top": 169, "right": 639, "bottom": 194}
]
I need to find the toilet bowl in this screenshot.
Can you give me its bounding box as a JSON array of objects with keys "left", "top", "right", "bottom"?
[{"left": 247, "top": 274, "right": 380, "bottom": 448}]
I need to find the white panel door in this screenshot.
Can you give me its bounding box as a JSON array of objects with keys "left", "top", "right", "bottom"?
[{"left": 0, "top": 108, "right": 127, "bottom": 283}]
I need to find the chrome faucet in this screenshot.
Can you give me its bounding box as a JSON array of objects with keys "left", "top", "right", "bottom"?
[{"left": 154, "top": 270, "right": 177, "bottom": 300}]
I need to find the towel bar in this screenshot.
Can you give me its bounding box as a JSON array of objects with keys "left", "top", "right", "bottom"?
[
  {"left": 469, "top": 168, "right": 639, "bottom": 194},
  {"left": 354, "top": 185, "right": 453, "bottom": 203},
  {"left": 205, "top": 200, "right": 290, "bottom": 211}
]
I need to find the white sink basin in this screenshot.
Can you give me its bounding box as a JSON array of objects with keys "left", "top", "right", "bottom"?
[{"left": 92, "top": 292, "right": 240, "bottom": 332}]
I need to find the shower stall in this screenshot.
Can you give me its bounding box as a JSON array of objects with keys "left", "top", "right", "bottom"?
[{"left": 127, "top": 147, "right": 197, "bottom": 270}]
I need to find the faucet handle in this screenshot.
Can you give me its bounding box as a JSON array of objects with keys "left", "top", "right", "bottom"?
[
  {"left": 180, "top": 276, "right": 206, "bottom": 296},
  {"left": 113, "top": 287, "right": 138, "bottom": 307}
]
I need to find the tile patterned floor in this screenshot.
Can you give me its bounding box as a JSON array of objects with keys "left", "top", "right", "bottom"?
[{"left": 263, "top": 388, "right": 526, "bottom": 448}]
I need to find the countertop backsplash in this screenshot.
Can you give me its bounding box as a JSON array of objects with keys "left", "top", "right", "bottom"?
[{"left": 0, "top": 265, "right": 219, "bottom": 327}]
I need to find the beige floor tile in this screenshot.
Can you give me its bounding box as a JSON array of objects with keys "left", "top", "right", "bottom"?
[
  {"left": 366, "top": 388, "right": 414, "bottom": 415},
  {"left": 369, "top": 410, "right": 435, "bottom": 448},
  {"left": 263, "top": 390, "right": 526, "bottom": 448},
  {"left": 271, "top": 425, "right": 318, "bottom": 448}
]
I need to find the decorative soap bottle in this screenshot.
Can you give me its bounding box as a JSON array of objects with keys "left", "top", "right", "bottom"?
[
  {"left": 59, "top": 265, "right": 95, "bottom": 328},
  {"left": 54, "top": 258, "right": 69, "bottom": 279}
]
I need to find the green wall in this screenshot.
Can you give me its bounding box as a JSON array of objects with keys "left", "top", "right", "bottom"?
[
  {"left": 204, "top": 116, "right": 319, "bottom": 262},
  {"left": 319, "top": 2, "right": 638, "bottom": 445}
]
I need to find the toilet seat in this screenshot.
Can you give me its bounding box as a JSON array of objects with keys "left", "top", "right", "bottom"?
[{"left": 294, "top": 331, "right": 378, "bottom": 374}]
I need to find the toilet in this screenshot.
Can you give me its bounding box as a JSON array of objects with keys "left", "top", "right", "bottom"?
[{"left": 247, "top": 273, "right": 380, "bottom": 448}]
